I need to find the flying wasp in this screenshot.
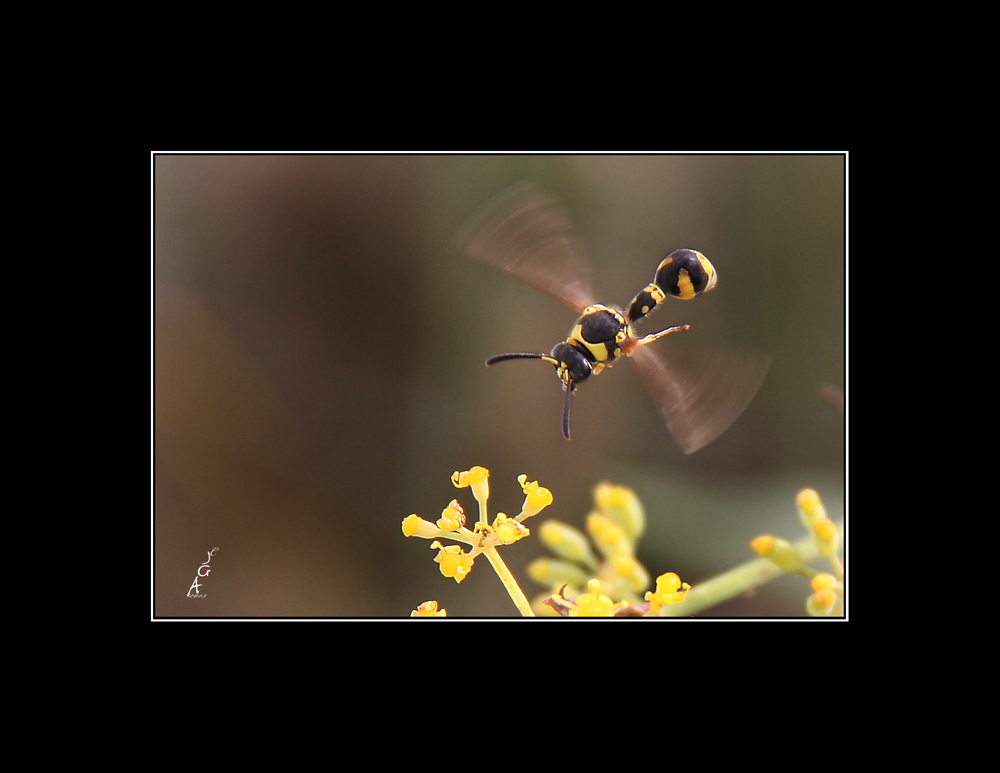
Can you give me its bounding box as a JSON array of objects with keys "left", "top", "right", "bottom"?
[{"left": 451, "top": 181, "right": 769, "bottom": 453}]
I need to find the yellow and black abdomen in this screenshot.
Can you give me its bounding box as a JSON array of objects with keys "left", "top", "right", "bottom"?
[{"left": 627, "top": 249, "right": 717, "bottom": 322}]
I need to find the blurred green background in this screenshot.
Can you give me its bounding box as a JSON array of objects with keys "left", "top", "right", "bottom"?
[{"left": 154, "top": 154, "right": 844, "bottom": 618}]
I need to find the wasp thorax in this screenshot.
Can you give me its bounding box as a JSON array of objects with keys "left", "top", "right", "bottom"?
[
  {"left": 569, "top": 305, "right": 630, "bottom": 366},
  {"left": 578, "top": 305, "right": 627, "bottom": 343}
]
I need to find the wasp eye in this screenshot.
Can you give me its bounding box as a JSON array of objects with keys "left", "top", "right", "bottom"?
[{"left": 655, "top": 249, "right": 717, "bottom": 299}]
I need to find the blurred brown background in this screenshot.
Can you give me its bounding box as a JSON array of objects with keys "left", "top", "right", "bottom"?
[{"left": 154, "top": 154, "right": 844, "bottom": 618}]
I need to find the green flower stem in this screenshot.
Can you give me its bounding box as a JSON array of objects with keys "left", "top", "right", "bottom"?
[
  {"left": 658, "top": 526, "right": 841, "bottom": 617},
  {"left": 482, "top": 546, "right": 535, "bottom": 617}
]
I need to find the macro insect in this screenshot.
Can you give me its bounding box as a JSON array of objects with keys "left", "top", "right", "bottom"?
[{"left": 452, "top": 181, "right": 769, "bottom": 453}]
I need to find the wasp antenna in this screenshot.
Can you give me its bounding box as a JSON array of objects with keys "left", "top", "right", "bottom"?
[
  {"left": 486, "top": 352, "right": 545, "bottom": 366},
  {"left": 486, "top": 352, "right": 561, "bottom": 367},
  {"left": 561, "top": 387, "right": 573, "bottom": 440}
]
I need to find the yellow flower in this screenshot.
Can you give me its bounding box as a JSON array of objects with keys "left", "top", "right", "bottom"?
[
  {"left": 431, "top": 540, "right": 475, "bottom": 583},
  {"left": 526, "top": 557, "right": 590, "bottom": 589},
  {"left": 594, "top": 482, "right": 645, "bottom": 539},
  {"left": 811, "top": 573, "right": 836, "bottom": 592},
  {"left": 644, "top": 572, "right": 691, "bottom": 613},
  {"left": 751, "top": 534, "right": 804, "bottom": 572},
  {"left": 806, "top": 572, "right": 841, "bottom": 616},
  {"left": 587, "top": 512, "right": 628, "bottom": 555},
  {"left": 796, "top": 487, "right": 829, "bottom": 532},
  {"left": 437, "top": 499, "right": 466, "bottom": 532},
  {"left": 812, "top": 517, "right": 839, "bottom": 557},
  {"left": 613, "top": 554, "right": 639, "bottom": 578},
  {"left": 568, "top": 579, "right": 627, "bottom": 617},
  {"left": 539, "top": 520, "right": 599, "bottom": 568},
  {"left": 796, "top": 488, "right": 822, "bottom": 516},
  {"left": 410, "top": 600, "right": 447, "bottom": 617},
  {"left": 808, "top": 590, "right": 837, "bottom": 614},
  {"left": 814, "top": 519, "right": 837, "bottom": 542},
  {"left": 492, "top": 513, "right": 530, "bottom": 544},
  {"left": 612, "top": 554, "right": 651, "bottom": 593},
  {"left": 517, "top": 474, "right": 553, "bottom": 519},
  {"left": 750, "top": 534, "right": 775, "bottom": 555},
  {"left": 452, "top": 466, "right": 490, "bottom": 504},
  {"left": 402, "top": 514, "right": 439, "bottom": 539},
  {"left": 594, "top": 481, "right": 631, "bottom": 511}
]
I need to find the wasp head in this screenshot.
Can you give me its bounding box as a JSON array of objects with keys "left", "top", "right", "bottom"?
[
  {"left": 485, "top": 342, "right": 593, "bottom": 440},
  {"left": 550, "top": 341, "right": 593, "bottom": 389}
]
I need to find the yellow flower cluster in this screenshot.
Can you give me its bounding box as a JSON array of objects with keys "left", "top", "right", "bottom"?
[
  {"left": 751, "top": 488, "right": 843, "bottom": 616},
  {"left": 403, "top": 470, "right": 696, "bottom": 618},
  {"left": 402, "top": 466, "right": 553, "bottom": 617},
  {"left": 530, "top": 482, "right": 688, "bottom": 617}
]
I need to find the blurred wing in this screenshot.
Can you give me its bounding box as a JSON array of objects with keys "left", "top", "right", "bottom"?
[
  {"left": 629, "top": 343, "right": 770, "bottom": 455},
  {"left": 450, "top": 180, "right": 596, "bottom": 312}
]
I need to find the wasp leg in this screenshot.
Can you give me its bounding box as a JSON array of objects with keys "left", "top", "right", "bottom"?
[{"left": 635, "top": 324, "right": 690, "bottom": 347}]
